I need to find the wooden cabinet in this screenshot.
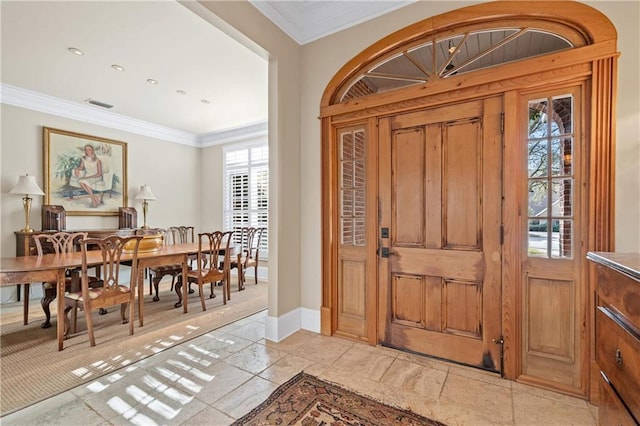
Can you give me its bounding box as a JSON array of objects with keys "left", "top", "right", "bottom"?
[
  {"left": 588, "top": 252, "right": 640, "bottom": 425},
  {"left": 15, "top": 229, "right": 136, "bottom": 257}
]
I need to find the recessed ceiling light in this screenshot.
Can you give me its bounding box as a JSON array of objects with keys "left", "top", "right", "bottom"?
[
  {"left": 147, "top": 79, "right": 158, "bottom": 85},
  {"left": 176, "top": 90, "right": 186, "bottom": 95},
  {"left": 68, "top": 47, "right": 84, "bottom": 56},
  {"left": 201, "top": 99, "right": 210, "bottom": 104},
  {"left": 111, "top": 64, "right": 125, "bottom": 72}
]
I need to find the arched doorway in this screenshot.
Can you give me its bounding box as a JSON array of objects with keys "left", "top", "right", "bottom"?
[{"left": 320, "top": 1, "right": 617, "bottom": 399}]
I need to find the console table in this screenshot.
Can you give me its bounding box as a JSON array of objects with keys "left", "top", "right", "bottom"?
[
  {"left": 587, "top": 252, "right": 640, "bottom": 425},
  {"left": 15, "top": 229, "right": 136, "bottom": 257}
]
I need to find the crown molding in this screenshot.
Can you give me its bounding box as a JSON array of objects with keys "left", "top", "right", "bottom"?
[
  {"left": 198, "top": 121, "right": 268, "bottom": 147},
  {"left": 1, "top": 83, "right": 199, "bottom": 146},
  {"left": 1, "top": 83, "right": 266, "bottom": 148},
  {"left": 249, "top": 0, "right": 302, "bottom": 44}
]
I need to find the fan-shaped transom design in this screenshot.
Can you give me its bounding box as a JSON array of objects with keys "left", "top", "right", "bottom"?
[{"left": 340, "top": 27, "right": 574, "bottom": 102}]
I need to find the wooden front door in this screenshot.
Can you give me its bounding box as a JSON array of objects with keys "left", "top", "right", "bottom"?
[{"left": 378, "top": 97, "right": 504, "bottom": 371}]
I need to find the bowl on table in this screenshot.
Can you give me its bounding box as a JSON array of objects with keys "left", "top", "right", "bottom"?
[{"left": 123, "top": 234, "right": 164, "bottom": 253}]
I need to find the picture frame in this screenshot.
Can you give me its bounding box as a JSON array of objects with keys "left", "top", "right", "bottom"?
[{"left": 43, "top": 127, "right": 128, "bottom": 216}]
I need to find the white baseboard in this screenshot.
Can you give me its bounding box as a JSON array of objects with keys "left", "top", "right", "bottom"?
[
  {"left": 264, "top": 307, "right": 321, "bottom": 342},
  {"left": 301, "top": 307, "right": 321, "bottom": 333}
]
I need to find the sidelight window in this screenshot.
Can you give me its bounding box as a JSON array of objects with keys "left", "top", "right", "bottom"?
[
  {"left": 527, "top": 94, "right": 574, "bottom": 258},
  {"left": 339, "top": 128, "right": 366, "bottom": 246}
]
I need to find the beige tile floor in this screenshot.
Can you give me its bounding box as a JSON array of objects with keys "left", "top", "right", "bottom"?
[{"left": 2, "top": 310, "right": 598, "bottom": 425}]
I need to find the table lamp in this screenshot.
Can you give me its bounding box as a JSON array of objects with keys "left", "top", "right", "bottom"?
[
  {"left": 9, "top": 174, "right": 45, "bottom": 232},
  {"left": 135, "top": 184, "right": 156, "bottom": 229}
]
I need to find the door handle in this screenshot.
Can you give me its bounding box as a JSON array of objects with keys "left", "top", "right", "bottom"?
[{"left": 377, "top": 247, "right": 397, "bottom": 258}]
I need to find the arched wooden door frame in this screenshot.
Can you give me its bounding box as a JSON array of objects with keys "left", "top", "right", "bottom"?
[{"left": 320, "top": 1, "right": 617, "bottom": 399}]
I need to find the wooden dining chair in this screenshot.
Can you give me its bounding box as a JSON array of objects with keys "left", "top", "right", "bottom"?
[
  {"left": 175, "top": 231, "right": 233, "bottom": 311},
  {"left": 170, "top": 226, "right": 196, "bottom": 270},
  {"left": 31, "top": 232, "right": 91, "bottom": 329},
  {"left": 64, "top": 235, "right": 142, "bottom": 346},
  {"left": 231, "top": 227, "right": 265, "bottom": 291},
  {"left": 132, "top": 227, "right": 166, "bottom": 299},
  {"left": 223, "top": 227, "right": 247, "bottom": 291},
  {"left": 146, "top": 225, "right": 195, "bottom": 299},
  {"left": 147, "top": 226, "right": 187, "bottom": 301}
]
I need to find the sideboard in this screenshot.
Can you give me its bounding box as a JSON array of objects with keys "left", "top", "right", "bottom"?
[
  {"left": 15, "top": 229, "right": 137, "bottom": 257},
  {"left": 587, "top": 252, "right": 640, "bottom": 426}
]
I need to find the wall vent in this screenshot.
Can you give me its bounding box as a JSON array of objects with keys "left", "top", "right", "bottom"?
[{"left": 84, "top": 98, "right": 114, "bottom": 109}]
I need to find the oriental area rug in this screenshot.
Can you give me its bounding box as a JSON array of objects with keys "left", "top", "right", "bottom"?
[
  {"left": 233, "top": 372, "right": 447, "bottom": 426},
  {"left": 0, "top": 280, "right": 267, "bottom": 415}
]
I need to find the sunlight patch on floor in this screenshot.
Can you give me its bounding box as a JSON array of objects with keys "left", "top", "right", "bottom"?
[
  {"left": 71, "top": 366, "right": 91, "bottom": 379},
  {"left": 167, "top": 359, "right": 214, "bottom": 382},
  {"left": 108, "top": 396, "right": 158, "bottom": 426},
  {"left": 86, "top": 381, "right": 108, "bottom": 393},
  {"left": 177, "top": 349, "right": 213, "bottom": 366}
]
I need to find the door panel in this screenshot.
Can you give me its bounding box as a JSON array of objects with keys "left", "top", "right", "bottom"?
[
  {"left": 393, "top": 129, "right": 425, "bottom": 246},
  {"left": 379, "top": 97, "right": 503, "bottom": 370},
  {"left": 443, "top": 119, "right": 481, "bottom": 249}
]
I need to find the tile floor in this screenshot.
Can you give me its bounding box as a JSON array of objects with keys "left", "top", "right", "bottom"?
[{"left": 2, "top": 310, "right": 598, "bottom": 425}]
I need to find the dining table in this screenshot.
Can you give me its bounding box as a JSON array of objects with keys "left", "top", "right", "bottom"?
[{"left": 0, "top": 242, "right": 235, "bottom": 351}]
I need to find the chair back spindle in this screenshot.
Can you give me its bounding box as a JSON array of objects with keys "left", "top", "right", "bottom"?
[{"left": 33, "top": 232, "right": 88, "bottom": 256}]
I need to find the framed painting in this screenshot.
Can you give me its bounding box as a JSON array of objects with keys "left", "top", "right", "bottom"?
[{"left": 43, "top": 127, "right": 128, "bottom": 216}]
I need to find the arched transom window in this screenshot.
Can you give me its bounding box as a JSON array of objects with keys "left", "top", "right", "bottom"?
[{"left": 339, "top": 22, "right": 584, "bottom": 103}]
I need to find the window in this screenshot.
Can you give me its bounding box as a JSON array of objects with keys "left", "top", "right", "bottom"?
[
  {"left": 527, "top": 94, "right": 574, "bottom": 258},
  {"left": 340, "top": 28, "right": 574, "bottom": 102},
  {"left": 339, "top": 128, "right": 366, "bottom": 246},
  {"left": 223, "top": 143, "right": 268, "bottom": 257}
]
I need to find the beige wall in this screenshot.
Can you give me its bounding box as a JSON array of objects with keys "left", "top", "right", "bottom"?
[
  {"left": 200, "top": 144, "right": 224, "bottom": 232},
  {"left": 195, "top": 1, "right": 302, "bottom": 318},
  {"left": 0, "top": 105, "right": 202, "bottom": 258},
  {"left": 591, "top": 0, "right": 640, "bottom": 253}
]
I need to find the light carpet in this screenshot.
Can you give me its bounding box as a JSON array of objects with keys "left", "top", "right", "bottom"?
[{"left": 0, "top": 280, "right": 267, "bottom": 416}]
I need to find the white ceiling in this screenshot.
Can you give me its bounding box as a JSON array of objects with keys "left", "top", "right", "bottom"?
[
  {"left": 0, "top": 1, "right": 413, "bottom": 146},
  {"left": 250, "top": 1, "right": 415, "bottom": 45}
]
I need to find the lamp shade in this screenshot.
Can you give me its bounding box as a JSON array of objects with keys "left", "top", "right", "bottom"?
[
  {"left": 9, "top": 175, "right": 44, "bottom": 196},
  {"left": 135, "top": 184, "right": 156, "bottom": 201}
]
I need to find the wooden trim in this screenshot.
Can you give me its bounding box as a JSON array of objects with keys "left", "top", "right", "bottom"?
[
  {"left": 377, "top": 117, "right": 392, "bottom": 343},
  {"left": 589, "top": 57, "right": 617, "bottom": 253},
  {"left": 320, "top": 116, "right": 334, "bottom": 335},
  {"left": 587, "top": 56, "right": 618, "bottom": 400},
  {"left": 321, "top": 1, "right": 617, "bottom": 108},
  {"left": 322, "top": 42, "right": 616, "bottom": 120},
  {"left": 502, "top": 90, "right": 521, "bottom": 380},
  {"left": 366, "top": 117, "right": 379, "bottom": 345}
]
